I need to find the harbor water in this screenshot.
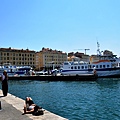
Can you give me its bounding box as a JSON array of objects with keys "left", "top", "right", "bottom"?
[{"left": 0, "top": 78, "right": 120, "bottom": 120}]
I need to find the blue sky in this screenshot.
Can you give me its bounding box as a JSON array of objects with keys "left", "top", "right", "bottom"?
[{"left": 0, "top": 0, "right": 120, "bottom": 56}]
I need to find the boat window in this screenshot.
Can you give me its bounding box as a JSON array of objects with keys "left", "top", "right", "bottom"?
[
  {"left": 112, "top": 63, "right": 117, "bottom": 67},
  {"left": 119, "top": 63, "right": 120, "bottom": 66},
  {"left": 74, "top": 62, "right": 79, "bottom": 65},
  {"left": 71, "top": 66, "right": 73, "bottom": 69},
  {"left": 81, "top": 66, "right": 84, "bottom": 69},
  {"left": 117, "top": 63, "right": 118, "bottom": 66},
  {"left": 100, "top": 65, "right": 102, "bottom": 68},
  {"left": 74, "top": 66, "right": 77, "bottom": 69},
  {"left": 85, "top": 66, "right": 87, "bottom": 69},
  {"left": 88, "top": 65, "right": 91, "bottom": 69},
  {"left": 96, "top": 65, "right": 98, "bottom": 68},
  {"left": 64, "top": 62, "right": 69, "bottom": 65},
  {"left": 78, "top": 66, "right": 80, "bottom": 69},
  {"left": 103, "top": 65, "right": 105, "bottom": 68},
  {"left": 107, "top": 65, "right": 109, "bottom": 68},
  {"left": 92, "top": 65, "right": 95, "bottom": 68}
]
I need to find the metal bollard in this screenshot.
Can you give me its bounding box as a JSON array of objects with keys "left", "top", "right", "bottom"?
[{"left": 0, "top": 101, "right": 1, "bottom": 110}]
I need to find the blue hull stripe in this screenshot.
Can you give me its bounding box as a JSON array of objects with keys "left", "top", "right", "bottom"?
[{"left": 62, "top": 67, "right": 120, "bottom": 72}]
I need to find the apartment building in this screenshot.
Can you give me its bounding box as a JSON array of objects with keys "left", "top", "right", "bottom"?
[
  {"left": 36, "top": 48, "right": 67, "bottom": 70},
  {"left": 0, "top": 47, "right": 36, "bottom": 67},
  {"left": 67, "top": 52, "right": 90, "bottom": 62}
]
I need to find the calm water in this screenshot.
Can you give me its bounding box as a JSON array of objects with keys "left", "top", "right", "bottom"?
[{"left": 1, "top": 78, "right": 120, "bottom": 120}]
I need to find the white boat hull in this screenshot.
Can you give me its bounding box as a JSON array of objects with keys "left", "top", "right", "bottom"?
[
  {"left": 95, "top": 69, "right": 120, "bottom": 77},
  {"left": 61, "top": 68, "right": 120, "bottom": 77}
]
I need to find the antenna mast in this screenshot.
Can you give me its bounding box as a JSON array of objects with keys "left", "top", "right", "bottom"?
[
  {"left": 97, "top": 42, "right": 101, "bottom": 55},
  {"left": 74, "top": 49, "right": 90, "bottom": 55}
]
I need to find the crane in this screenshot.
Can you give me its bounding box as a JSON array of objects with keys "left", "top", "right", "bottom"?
[{"left": 74, "top": 49, "right": 90, "bottom": 55}]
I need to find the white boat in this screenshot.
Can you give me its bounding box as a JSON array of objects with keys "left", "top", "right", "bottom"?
[
  {"left": 35, "top": 70, "right": 48, "bottom": 75},
  {"left": 0, "top": 63, "right": 33, "bottom": 76},
  {"left": 61, "top": 43, "right": 120, "bottom": 77}
]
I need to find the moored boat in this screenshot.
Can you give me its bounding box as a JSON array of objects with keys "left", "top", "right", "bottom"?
[
  {"left": 61, "top": 43, "right": 120, "bottom": 77},
  {"left": 0, "top": 63, "right": 33, "bottom": 76}
]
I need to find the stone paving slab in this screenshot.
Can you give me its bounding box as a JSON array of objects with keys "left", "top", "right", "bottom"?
[{"left": 0, "top": 90, "right": 68, "bottom": 120}]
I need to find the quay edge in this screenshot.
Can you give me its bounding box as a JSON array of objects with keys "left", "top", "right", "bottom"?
[
  {"left": 0, "top": 90, "right": 68, "bottom": 120},
  {"left": 0, "top": 74, "right": 98, "bottom": 81}
]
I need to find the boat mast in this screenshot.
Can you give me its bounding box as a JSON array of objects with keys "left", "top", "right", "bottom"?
[{"left": 97, "top": 42, "right": 101, "bottom": 56}]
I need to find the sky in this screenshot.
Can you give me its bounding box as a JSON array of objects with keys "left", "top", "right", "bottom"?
[{"left": 0, "top": 0, "right": 120, "bottom": 56}]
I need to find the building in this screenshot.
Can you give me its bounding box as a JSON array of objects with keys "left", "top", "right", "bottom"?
[
  {"left": 35, "top": 48, "right": 67, "bottom": 70},
  {"left": 0, "top": 47, "right": 36, "bottom": 67},
  {"left": 67, "top": 52, "right": 90, "bottom": 62}
]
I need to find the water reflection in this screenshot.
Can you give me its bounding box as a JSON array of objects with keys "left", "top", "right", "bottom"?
[{"left": 96, "top": 78, "right": 120, "bottom": 88}]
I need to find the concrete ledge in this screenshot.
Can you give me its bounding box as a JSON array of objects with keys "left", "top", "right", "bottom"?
[
  {"left": 0, "top": 74, "right": 98, "bottom": 81},
  {"left": 0, "top": 90, "right": 68, "bottom": 120}
]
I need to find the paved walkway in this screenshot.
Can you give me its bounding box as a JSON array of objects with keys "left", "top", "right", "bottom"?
[{"left": 0, "top": 90, "right": 68, "bottom": 120}]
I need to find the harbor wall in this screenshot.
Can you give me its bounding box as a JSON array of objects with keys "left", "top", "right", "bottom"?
[{"left": 0, "top": 74, "right": 98, "bottom": 81}]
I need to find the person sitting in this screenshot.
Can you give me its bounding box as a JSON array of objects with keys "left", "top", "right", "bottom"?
[
  {"left": 23, "top": 97, "right": 36, "bottom": 114},
  {"left": 23, "top": 97, "right": 44, "bottom": 115}
]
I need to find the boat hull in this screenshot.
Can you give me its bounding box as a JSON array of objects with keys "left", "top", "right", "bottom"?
[{"left": 61, "top": 67, "right": 120, "bottom": 77}]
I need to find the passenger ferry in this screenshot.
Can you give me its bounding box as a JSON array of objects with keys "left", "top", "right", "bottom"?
[
  {"left": 61, "top": 44, "right": 120, "bottom": 77},
  {"left": 0, "top": 63, "right": 32, "bottom": 76}
]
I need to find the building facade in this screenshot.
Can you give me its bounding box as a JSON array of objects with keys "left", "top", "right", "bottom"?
[
  {"left": 36, "top": 48, "right": 67, "bottom": 70},
  {"left": 67, "top": 52, "right": 90, "bottom": 62},
  {"left": 0, "top": 47, "right": 36, "bottom": 67}
]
